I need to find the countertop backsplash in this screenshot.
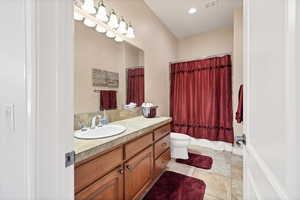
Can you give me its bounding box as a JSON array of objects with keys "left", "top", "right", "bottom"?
[{"left": 74, "top": 107, "right": 142, "bottom": 130}]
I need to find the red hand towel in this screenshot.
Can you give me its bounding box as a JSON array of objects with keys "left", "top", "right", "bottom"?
[
  {"left": 236, "top": 85, "right": 243, "bottom": 123},
  {"left": 100, "top": 90, "right": 117, "bottom": 110}
]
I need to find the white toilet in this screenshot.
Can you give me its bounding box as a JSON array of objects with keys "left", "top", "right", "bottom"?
[{"left": 170, "top": 132, "right": 191, "bottom": 159}]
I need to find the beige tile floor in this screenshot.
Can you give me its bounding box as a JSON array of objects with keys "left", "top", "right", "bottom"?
[{"left": 166, "top": 145, "right": 243, "bottom": 200}]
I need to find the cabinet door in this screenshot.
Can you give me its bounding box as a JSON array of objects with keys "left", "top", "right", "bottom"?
[
  {"left": 154, "top": 149, "right": 171, "bottom": 177},
  {"left": 75, "top": 167, "right": 124, "bottom": 200},
  {"left": 124, "top": 146, "right": 153, "bottom": 200}
]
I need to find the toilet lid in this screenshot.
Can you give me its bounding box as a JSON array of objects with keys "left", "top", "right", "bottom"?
[{"left": 170, "top": 132, "right": 190, "bottom": 140}]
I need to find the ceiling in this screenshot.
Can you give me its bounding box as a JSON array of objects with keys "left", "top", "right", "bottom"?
[{"left": 144, "top": 0, "right": 243, "bottom": 38}]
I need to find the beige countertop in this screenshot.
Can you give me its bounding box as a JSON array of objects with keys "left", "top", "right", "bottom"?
[{"left": 74, "top": 116, "right": 172, "bottom": 163}]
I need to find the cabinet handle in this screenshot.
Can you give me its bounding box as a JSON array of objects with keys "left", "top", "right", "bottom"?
[
  {"left": 118, "top": 168, "right": 124, "bottom": 174},
  {"left": 126, "top": 165, "right": 132, "bottom": 171}
]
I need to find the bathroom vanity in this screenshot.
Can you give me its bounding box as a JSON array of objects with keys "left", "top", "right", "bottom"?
[{"left": 74, "top": 116, "right": 171, "bottom": 200}]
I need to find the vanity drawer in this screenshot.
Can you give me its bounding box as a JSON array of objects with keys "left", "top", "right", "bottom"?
[
  {"left": 154, "top": 124, "right": 171, "bottom": 141},
  {"left": 125, "top": 132, "right": 153, "bottom": 160},
  {"left": 155, "top": 149, "right": 171, "bottom": 177},
  {"left": 154, "top": 134, "right": 170, "bottom": 159},
  {"left": 75, "top": 147, "right": 123, "bottom": 193}
]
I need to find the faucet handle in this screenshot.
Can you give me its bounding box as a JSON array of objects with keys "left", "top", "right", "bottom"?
[{"left": 79, "top": 120, "right": 88, "bottom": 131}]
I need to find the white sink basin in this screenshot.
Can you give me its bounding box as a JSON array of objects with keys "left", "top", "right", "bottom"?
[{"left": 74, "top": 125, "right": 127, "bottom": 139}]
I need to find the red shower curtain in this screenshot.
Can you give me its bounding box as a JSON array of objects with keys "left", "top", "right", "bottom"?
[
  {"left": 170, "top": 55, "right": 234, "bottom": 143},
  {"left": 127, "top": 68, "right": 144, "bottom": 106}
]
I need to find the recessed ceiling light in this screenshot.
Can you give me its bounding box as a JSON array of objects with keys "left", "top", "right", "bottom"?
[{"left": 188, "top": 8, "right": 197, "bottom": 15}]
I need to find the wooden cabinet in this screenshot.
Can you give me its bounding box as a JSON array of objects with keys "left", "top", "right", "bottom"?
[
  {"left": 76, "top": 167, "right": 124, "bottom": 200},
  {"left": 154, "top": 124, "right": 171, "bottom": 141},
  {"left": 124, "top": 147, "right": 153, "bottom": 200},
  {"left": 125, "top": 133, "right": 153, "bottom": 160},
  {"left": 154, "top": 135, "right": 170, "bottom": 159},
  {"left": 75, "top": 147, "right": 123, "bottom": 193},
  {"left": 155, "top": 149, "right": 171, "bottom": 177},
  {"left": 75, "top": 123, "right": 171, "bottom": 200}
]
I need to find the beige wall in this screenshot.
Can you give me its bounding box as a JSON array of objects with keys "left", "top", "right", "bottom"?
[
  {"left": 75, "top": 0, "right": 177, "bottom": 116},
  {"left": 176, "top": 9, "right": 243, "bottom": 138},
  {"left": 105, "top": 0, "right": 178, "bottom": 116},
  {"left": 123, "top": 42, "right": 144, "bottom": 68},
  {"left": 75, "top": 21, "right": 123, "bottom": 113},
  {"left": 177, "top": 27, "right": 233, "bottom": 60},
  {"left": 75, "top": 21, "right": 143, "bottom": 113},
  {"left": 75, "top": 0, "right": 242, "bottom": 126}
]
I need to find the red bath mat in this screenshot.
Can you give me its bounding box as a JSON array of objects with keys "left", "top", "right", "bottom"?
[
  {"left": 176, "top": 153, "right": 213, "bottom": 169},
  {"left": 143, "top": 171, "right": 206, "bottom": 200}
]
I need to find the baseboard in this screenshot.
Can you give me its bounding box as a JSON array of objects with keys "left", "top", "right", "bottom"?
[{"left": 189, "top": 137, "right": 243, "bottom": 156}]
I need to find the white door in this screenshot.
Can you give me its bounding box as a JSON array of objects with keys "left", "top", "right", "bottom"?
[
  {"left": 243, "top": 0, "right": 300, "bottom": 199},
  {"left": 0, "top": 0, "right": 74, "bottom": 199}
]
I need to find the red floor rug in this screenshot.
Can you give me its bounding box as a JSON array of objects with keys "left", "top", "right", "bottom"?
[
  {"left": 143, "top": 171, "right": 206, "bottom": 200},
  {"left": 176, "top": 153, "right": 213, "bottom": 169}
]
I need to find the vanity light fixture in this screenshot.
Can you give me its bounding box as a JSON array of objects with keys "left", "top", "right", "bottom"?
[
  {"left": 74, "top": 0, "right": 136, "bottom": 42},
  {"left": 117, "top": 18, "right": 127, "bottom": 34},
  {"left": 126, "top": 24, "right": 135, "bottom": 38},
  {"left": 82, "top": 0, "right": 96, "bottom": 14},
  {"left": 74, "top": 11, "right": 84, "bottom": 21},
  {"left": 108, "top": 10, "right": 119, "bottom": 29},
  {"left": 95, "top": 24, "right": 106, "bottom": 33},
  {"left": 96, "top": 1, "right": 108, "bottom": 22},
  {"left": 83, "top": 18, "right": 96, "bottom": 27},
  {"left": 106, "top": 31, "right": 116, "bottom": 38},
  {"left": 114, "top": 36, "right": 124, "bottom": 42}
]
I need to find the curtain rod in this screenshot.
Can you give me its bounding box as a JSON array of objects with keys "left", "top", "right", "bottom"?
[
  {"left": 126, "top": 66, "right": 144, "bottom": 70},
  {"left": 169, "top": 51, "right": 232, "bottom": 64},
  {"left": 94, "top": 89, "right": 118, "bottom": 93}
]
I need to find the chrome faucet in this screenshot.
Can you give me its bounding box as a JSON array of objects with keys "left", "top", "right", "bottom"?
[{"left": 91, "top": 115, "right": 102, "bottom": 129}]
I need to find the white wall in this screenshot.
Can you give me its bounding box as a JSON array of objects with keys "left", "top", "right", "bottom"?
[{"left": 0, "top": 1, "right": 30, "bottom": 198}]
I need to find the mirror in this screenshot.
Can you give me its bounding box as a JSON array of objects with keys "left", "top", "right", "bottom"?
[{"left": 74, "top": 21, "right": 144, "bottom": 114}]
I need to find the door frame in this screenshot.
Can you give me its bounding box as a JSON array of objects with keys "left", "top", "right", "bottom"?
[{"left": 25, "top": 0, "right": 74, "bottom": 198}]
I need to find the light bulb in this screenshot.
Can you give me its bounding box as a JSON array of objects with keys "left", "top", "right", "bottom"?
[
  {"left": 95, "top": 25, "right": 106, "bottom": 33},
  {"left": 83, "top": 18, "right": 96, "bottom": 27},
  {"left": 108, "top": 11, "right": 119, "bottom": 29},
  {"left": 188, "top": 8, "right": 197, "bottom": 15},
  {"left": 126, "top": 25, "right": 135, "bottom": 38},
  {"left": 96, "top": 4, "right": 108, "bottom": 22},
  {"left": 74, "top": 11, "right": 84, "bottom": 21},
  {"left": 117, "top": 18, "right": 127, "bottom": 34},
  {"left": 106, "top": 31, "right": 116, "bottom": 38},
  {"left": 82, "top": 0, "right": 96, "bottom": 14},
  {"left": 115, "top": 36, "right": 124, "bottom": 42}
]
